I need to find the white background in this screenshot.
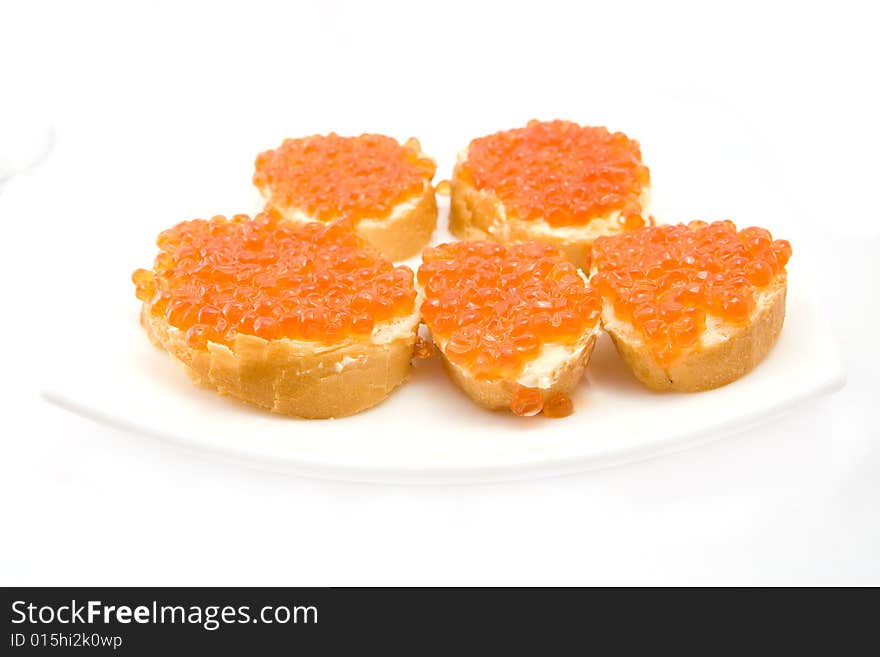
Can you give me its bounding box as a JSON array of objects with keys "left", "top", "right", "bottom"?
[{"left": 1, "top": 0, "right": 877, "bottom": 585}]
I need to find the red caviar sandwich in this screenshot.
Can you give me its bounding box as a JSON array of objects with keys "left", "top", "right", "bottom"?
[
  {"left": 132, "top": 212, "right": 420, "bottom": 418},
  {"left": 590, "top": 220, "right": 792, "bottom": 391},
  {"left": 450, "top": 120, "right": 650, "bottom": 266},
  {"left": 254, "top": 133, "right": 437, "bottom": 261},
  {"left": 417, "top": 240, "right": 603, "bottom": 417}
]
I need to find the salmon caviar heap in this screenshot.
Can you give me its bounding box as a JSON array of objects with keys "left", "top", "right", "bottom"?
[
  {"left": 591, "top": 220, "right": 792, "bottom": 367},
  {"left": 253, "top": 133, "right": 436, "bottom": 223},
  {"left": 458, "top": 120, "right": 650, "bottom": 228},
  {"left": 418, "top": 240, "right": 602, "bottom": 380},
  {"left": 132, "top": 213, "right": 417, "bottom": 348}
]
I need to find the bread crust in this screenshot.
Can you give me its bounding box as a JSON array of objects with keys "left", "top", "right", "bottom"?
[
  {"left": 141, "top": 306, "right": 418, "bottom": 418},
  {"left": 601, "top": 278, "right": 787, "bottom": 392},
  {"left": 261, "top": 184, "right": 437, "bottom": 262},
  {"left": 437, "top": 332, "right": 599, "bottom": 412},
  {"left": 353, "top": 184, "right": 437, "bottom": 261},
  {"left": 449, "top": 165, "right": 641, "bottom": 268}
]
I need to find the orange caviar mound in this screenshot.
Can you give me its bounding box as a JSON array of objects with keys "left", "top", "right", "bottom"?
[
  {"left": 458, "top": 120, "right": 650, "bottom": 228},
  {"left": 133, "top": 213, "right": 416, "bottom": 347},
  {"left": 591, "top": 220, "right": 792, "bottom": 367},
  {"left": 254, "top": 133, "right": 436, "bottom": 222},
  {"left": 418, "top": 240, "right": 602, "bottom": 380}
]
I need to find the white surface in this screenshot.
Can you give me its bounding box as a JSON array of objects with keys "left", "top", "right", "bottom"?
[{"left": 1, "top": 0, "right": 878, "bottom": 584}]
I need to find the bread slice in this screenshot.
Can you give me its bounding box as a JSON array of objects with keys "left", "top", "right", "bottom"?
[
  {"left": 133, "top": 213, "right": 422, "bottom": 418},
  {"left": 449, "top": 120, "right": 651, "bottom": 268},
  {"left": 255, "top": 136, "right": 438, "bottom": 261},
  {"left": 600, "top": 278, "right": 785, "bottom": 391},
  {"left": 345, "top": 182, "right": 437, "bottom": 262},
  {"left": 140, "top": 303, "right": 420, "bottom": 418},
  {"left": 435, "top": 329, "right": 600, "bottom": 411},
  {"left": 262, "top": 181, "right": 437, "bottom": 262},
  {"left": 590, "top": 220, "right": 791, "bottom": 392},
  {"left": 450, "top": 164, "right": 651, "bottom": 268},
  {"left": 417, "top": 240, "right": 604, "bottom": 414}
]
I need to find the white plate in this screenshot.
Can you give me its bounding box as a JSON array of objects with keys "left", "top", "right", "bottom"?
[{"left": 42, "top": 91, "right": 845, "bottom": 483}]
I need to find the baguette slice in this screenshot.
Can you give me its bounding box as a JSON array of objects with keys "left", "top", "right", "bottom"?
[
  {"left": 347, "top": 182, "right": 437, "bottom": 262},
  {"left": 436, "top": 329, "right": 599, "bottom": 412},
  {"left": 417, "top": 240, "right": 603, "bottom": 415},
  {"left": 449, "top": 120, "right": 651, "bottom": 267},
  {"left": 133, "top": 214, "right": 420, "bottom": 418},
  {"left": 590, "top": 221, "right": 792, "bottom": 392},
  {"left": 254, "top": 134, "right": 437, "bottom": 261},
  {"left": 599, "top": 278, "right": 786, "bottom": 391},
  {"left": 141, "top": 304, "right": 419, "bottom": 418}
]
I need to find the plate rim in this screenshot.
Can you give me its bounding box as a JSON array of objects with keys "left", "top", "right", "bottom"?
[{"left": 42, "top": 359, "right": 845, "bottom": 484}]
